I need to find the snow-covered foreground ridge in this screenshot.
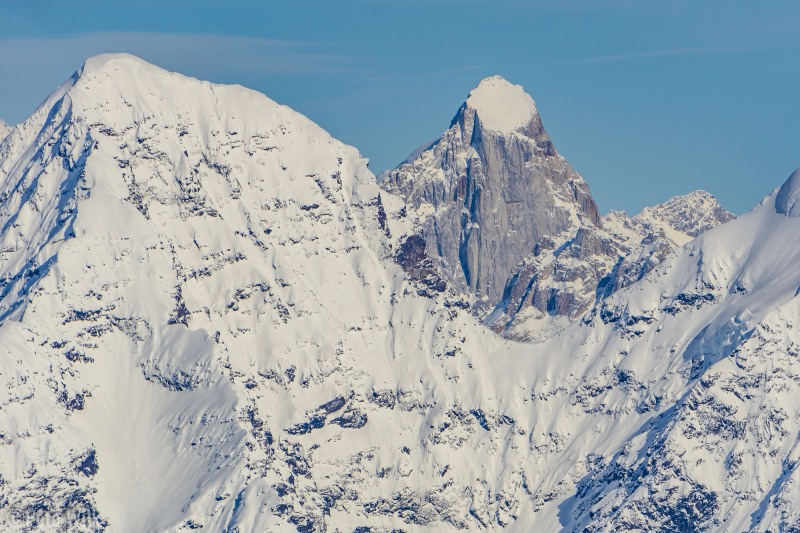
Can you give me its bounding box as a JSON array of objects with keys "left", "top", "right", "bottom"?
[{"left": 0, "top": 54, "right": 799, "bottom": 532}]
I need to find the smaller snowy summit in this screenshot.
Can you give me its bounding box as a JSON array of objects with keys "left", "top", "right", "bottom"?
[
  {"left": 465, "top": 75, "right": 537, "bottom": 133},
  {"left": 0, "top": 119, "right": 10, "bottom": 141},
  {"left": 636, "top": 189, "right": 735, "bottom": 238},
  {"left": 775, "top": 167, "right": 800, "bottom": 217}
]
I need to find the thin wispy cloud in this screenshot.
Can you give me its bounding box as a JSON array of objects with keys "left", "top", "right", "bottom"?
[
  {"left": 0, "top": 32, "right": 360, "bottom": 76},
  {"left": 573, "top": 44, "right": 799, "bottom": 64},
  {"left": 354, "top": 64, "right": 522, "bottom": 85}
]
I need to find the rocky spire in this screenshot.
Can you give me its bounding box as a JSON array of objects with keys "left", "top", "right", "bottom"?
[{"left": 382, "top": 76, "right": 601, "bottom": 313}]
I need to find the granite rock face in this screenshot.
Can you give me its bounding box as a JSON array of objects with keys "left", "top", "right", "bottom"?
[
  {"left": 382, "top": 77, "right": 601, "bottom": 315},
  {"left": 488, "top": 191, "right": 735, "bottom": 340},
  {"left": 383, "top": 77, "right": 735, "bottom": 339}
]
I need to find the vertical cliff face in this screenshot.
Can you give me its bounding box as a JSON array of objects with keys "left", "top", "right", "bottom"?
[
  {"left": 382, "top": 76, "right": 600, "bottom": 314},
  {"left": 382, "top": 77, "right": 736, "bottom": 338}
]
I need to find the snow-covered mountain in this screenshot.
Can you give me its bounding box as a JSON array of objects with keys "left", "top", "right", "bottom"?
[
  {"left": 1, "top": 54, "right": 797, "bottom": 533},
  {"left": 0, "top": 53, "right": 421, "bottom": 531},
  {"left": 558, "top": 172, "right": 800, "bottom": 531},
  {"left": 382, "top": 77, "right": 733, "bottom": 340},
  {"left": 635, "top": 189, "right": 735, "bottom": 238}
]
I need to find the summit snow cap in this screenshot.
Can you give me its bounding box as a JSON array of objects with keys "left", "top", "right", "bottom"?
[
  {"left": 775, "top": 167, "right": 800, "bottom": 217},
  {"left": 79, "top": 53, "right": 162, "bottom": 75},
  {"left": 465, "top": 76, "right": 537, "bottom": 133}
]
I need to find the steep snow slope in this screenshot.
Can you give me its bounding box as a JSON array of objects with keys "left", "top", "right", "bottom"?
[
  {"left": 553, "top": 179, "right": 800, "bottom": 531},
  {"left": 0, "top": 55, "right": 798, "bottom": 533},
  {"left": 0, "top": 53, "right": 446, "bottom": 531},
  {"left": 0, "top": 120, "right": 10, "bottom": 142}
]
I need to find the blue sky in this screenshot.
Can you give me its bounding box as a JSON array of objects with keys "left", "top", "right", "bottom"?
[{"left": 1, "top": 1, "right": 798, "bottom": 215}]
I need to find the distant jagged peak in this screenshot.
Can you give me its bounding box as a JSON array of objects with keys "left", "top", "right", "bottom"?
[
  {"left": 464, "top": 75, "right": 538, "bottom": 133},
  {"left": 775, "top": 167, "right": 800, "bottom": 217},
  {"left": 635, "top": 189, "right": 735, "bottom": 238}
]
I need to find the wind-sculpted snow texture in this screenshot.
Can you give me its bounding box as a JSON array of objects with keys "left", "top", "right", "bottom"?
[{"left": 0, "top": 55, "right": 797, "bottom": 532}]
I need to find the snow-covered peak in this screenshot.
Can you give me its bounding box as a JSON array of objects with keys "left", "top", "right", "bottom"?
[
  {"left": 70, "top": 53, "right": 274, "bottom": 119},
  {"left": 0, "top": 53, "right": 393, "bottom": 531},
  {"left": 70, "top": 53, "right": 200, "bottom": 105},
  {"left": 382, "top": 73, "right": 599, "bottom": 314},
  {"left": 464, "top": 75, "right": 537, "bottom": 133},
  {"left": 79, "top": 53, "right": 165, "bottom": 76},
  {"left": 775, "top": 167, "right": 800, "bottom": 217},
  {"left": 25, "top": 53, "right": 371, "bottom": 199},
  {"left": 635, "top": 189, "right": 735, "bottom": 239}
]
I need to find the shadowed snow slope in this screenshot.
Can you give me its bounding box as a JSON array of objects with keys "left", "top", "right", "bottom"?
[
  {"left": 776, "top": 167, "right": 800, "bottom": 217},
  {"left": 0, "top": 55, "right": 798, "bottom": 532}
]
